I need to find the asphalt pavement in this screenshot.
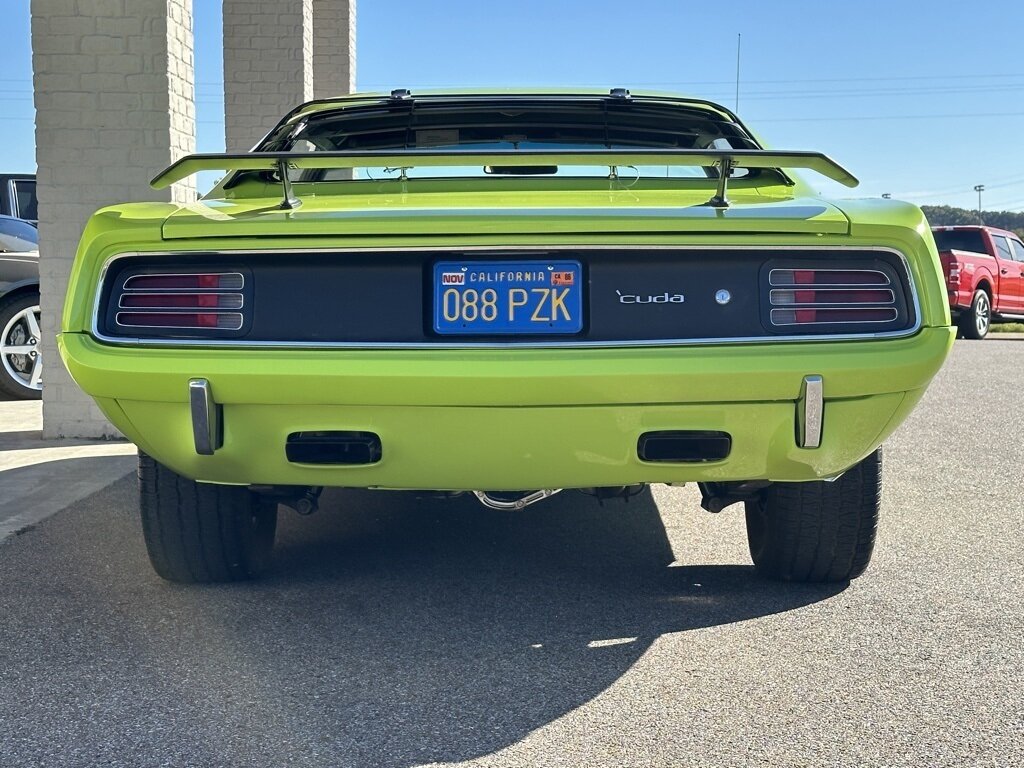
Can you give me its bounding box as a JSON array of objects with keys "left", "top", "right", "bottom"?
[{"left": 1, "top": 339, "right": 1022, "bottom": 767}]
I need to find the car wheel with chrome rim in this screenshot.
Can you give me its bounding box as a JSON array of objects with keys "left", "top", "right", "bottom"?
[
  {"left": 0, "top": 292, "right": 42, "bottom": 399},
  {"left": 960, "top": 289, "right": 991, "bottom": 340}
]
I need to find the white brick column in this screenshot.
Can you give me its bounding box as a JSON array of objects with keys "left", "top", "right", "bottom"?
[
  {"left": 223, "top": 0, "right": 355, "bottom": 153},
  {"left": 31, "top": 0, "right": 196, "bottom": 439},
  {"left": 223, "top": 0, "right": 314, "bottom": 153},
  {"left": 313, "top": 0, "right": 356, "bottom": 98}
]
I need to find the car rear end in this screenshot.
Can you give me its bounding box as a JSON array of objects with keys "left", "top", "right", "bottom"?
[
  {"left": 61, "top": 195, "right": 950, "bottom": 491},
  {"left": 57, "top": 91, "right": 954, "bottom": 584}
]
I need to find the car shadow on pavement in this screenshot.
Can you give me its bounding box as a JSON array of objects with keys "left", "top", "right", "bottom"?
[{"left": 0, "top": 480, "right": 846, "bottom": 767}]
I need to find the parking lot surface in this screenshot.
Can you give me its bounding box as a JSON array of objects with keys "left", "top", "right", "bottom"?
[{"left": 1, "top": 340, "right": 1022, "bottom": 767}]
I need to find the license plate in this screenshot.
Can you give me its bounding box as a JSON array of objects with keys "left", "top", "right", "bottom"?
[{"left": 433, "top": 261, "right": 583, "bottom": 335}]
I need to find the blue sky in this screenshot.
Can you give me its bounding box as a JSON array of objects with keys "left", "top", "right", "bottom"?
[{"left": 4, "top": 0, "right": 1024, "bottom": 209}]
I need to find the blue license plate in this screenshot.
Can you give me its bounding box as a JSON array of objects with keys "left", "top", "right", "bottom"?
[{"left": 433, "top": 261, "right": 584, "bottom": 335}]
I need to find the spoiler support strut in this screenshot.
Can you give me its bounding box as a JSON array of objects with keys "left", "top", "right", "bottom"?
[
  {"left": 277, "top": 158, "right": 302, "bottom": 210},
  {"left": 705, "top": 158, "right": 735, "bottom": 209}
]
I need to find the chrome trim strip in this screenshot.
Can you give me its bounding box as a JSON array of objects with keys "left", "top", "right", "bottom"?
[
  {"left": 769, "top": 268, "right": 891, "bottom": 287},
  {"left": 769, "top": 288, "right": 895, "bottom": 306},
  {"left": 117, "top": 293, "right": 244, "bottom": 310},
  {"left": 122, "top": 271, "right": 244, "bottom": 291},
  {"left": 115, "top": 312, "right": 244, "bottom": 331},
  {"left": 188, "top": 378, "right": 221, "bottom": 455},
  {"left": 797, "top": 375, "right": 823, "bottom": 449},
  {"left": 770, "top": 308, "right": 899, "bottom": 326},
  {"left": 90, "top": 245, "right": 923, "bottom": 349}
]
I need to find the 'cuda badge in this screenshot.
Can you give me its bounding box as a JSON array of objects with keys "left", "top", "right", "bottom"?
[{"left": 616, "top": 290, "right": 685, "bottom": 304}]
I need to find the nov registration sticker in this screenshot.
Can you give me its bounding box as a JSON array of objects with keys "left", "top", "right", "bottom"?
[{"left": 433, "top": 260, "right": 584, "bottom": 335}]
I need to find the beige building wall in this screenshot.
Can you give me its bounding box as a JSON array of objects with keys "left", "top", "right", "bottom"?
[
  {"left": 223, "top": 0, "right": 356, "bottom": 153},
  {"left": 31, "top": 0, "right": 196, "bottom": 439},
  {"left": 313, "top": 0, "right": 356, "bottom": 97},
  {"left": 222, "top": 0, "right": 314, "bottom": 153},
  {"left": 32, "top": 1, "right": 355, "bottom": 439}
]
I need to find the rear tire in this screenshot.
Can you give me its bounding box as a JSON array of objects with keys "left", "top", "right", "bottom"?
[
  {"left": 959, "top": 289, "right": 991, "bottom": 340},
  {"left": 744, "top": 448, "right": 881, "bottom": 583},
  {"left": 138, "top": 453, "right": 278, "bottom": 583},
  {"left": 0, "top": 292, "right": 43, "bottom": 400}
]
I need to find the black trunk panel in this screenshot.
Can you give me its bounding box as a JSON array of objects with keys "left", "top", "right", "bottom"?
[{"left": 100, "top": 249, "right": 915, "bottom": 342}]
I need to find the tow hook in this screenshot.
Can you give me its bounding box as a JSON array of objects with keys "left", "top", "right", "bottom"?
[{"left": 473, "top": 489, "right": 562, "bottom": 510}]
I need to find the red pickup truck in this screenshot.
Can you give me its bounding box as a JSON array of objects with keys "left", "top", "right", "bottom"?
[{"left": 932, "top": 225, "right": 1024, "bottom": 339}]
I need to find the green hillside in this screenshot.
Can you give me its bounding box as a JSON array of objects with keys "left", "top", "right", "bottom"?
[{"left": 921, "top": 205, "right": 1024, "bottom": 239}]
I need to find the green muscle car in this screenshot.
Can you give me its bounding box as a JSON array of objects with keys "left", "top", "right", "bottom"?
[{"left": 58, "top": 89, "right": 953, "bottom": 584}]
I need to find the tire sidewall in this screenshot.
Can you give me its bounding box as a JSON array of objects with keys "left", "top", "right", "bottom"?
[{"left": 0, "top": 292, "right": 42, "bottom": 400}]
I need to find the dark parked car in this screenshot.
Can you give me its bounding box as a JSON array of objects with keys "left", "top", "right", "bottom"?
[
  {"left": 0, "top": 174, "right": 37, "bottom": 225},
  {"left": 0, "top": 214, "right": 41, "bottom": 398}
]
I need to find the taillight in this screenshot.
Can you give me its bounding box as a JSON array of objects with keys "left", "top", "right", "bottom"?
[
  {"left": 763, "top": 263, "right": 911, "bottom": 333},
  {"left": 115, "top": 312, "right": 244, "bottom": 330},
  {"left": 769, "top": 269, "right": 890, "bottom": 286},
  {"left": 105, "top": 269, "right": 250, "bottom": 337},
  {"left": 122, "top": 273, "right": 245, "bottom": 291}
]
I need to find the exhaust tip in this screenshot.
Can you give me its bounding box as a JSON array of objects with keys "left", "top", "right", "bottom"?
[
  {"left": 637, "top": 431, "right": 731, "bottom": 463},
  {"left": 286, "top": 431, "right": 382, "bottom": 465}
]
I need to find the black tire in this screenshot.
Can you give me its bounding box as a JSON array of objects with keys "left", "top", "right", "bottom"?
[
  {"left": 959, "top": 289, "right": 991, "bottom": 340},
  {"left": 0, "top": 292, "right": 42, "bottom": 400},
  {"left": 744, "top": 448, "right": 881, "bottom": 583},
  {"left": 138, "top": 453, "right": 278, "bottom": 583}
]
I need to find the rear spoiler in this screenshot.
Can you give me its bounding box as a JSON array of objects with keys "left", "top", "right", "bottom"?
[{"left": 150, "top": 149, "right": 858, "bottom": 210}]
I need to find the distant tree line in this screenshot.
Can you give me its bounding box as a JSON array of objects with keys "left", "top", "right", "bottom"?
[{"left": 921, "top": 205, "right": 1024, "bottom": 239}]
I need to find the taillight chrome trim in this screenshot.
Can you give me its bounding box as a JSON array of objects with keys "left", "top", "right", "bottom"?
[
  {"left": 114, "top": 311, "right": 245, "bottom": 331},
  {"left": 769, "top": 288, "right": 895, "bottom": 306},
  {"left": 117, "top": 293, "right": 245, "bottom": 310},
  {"left": 768, "top": 268, "right": 891, "bottom": 287},
  {"left": 122, "top": 272, "right": 245, "bottom": 291},
  {"left": 766, "top": 265, "right": 902, "bottom": 330},
  {"left": 89, "top": 245, "right": 924, "bottom": 349},
  {"left": 770, "top": 308, "right": 899, "bottom": 326}
]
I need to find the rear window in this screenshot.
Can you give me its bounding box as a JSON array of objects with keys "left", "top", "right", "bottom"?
[
  {"left": 932, "top": 230, "right": 986, "bottom": 254},
  {"left": 265, "top": 97, "right": 761, "bottom": 182}
]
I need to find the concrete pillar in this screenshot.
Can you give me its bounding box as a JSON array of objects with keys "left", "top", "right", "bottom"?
[
  {"left": 31, "top": 0, "right": 196, "bottom": 439},
  {"left": 313, "top": 1, "right": 356, "bottom": 98},
  {"left": 223, "top": 0, "right": 314, "bottom": 152},
  {"left": 223, "top": 0, "right": 355, "bottom": 153}
]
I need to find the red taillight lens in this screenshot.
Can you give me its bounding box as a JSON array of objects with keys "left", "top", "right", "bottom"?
[
  {"left": 767, "top": 267, "right": 900, "bottom": 329},
  {"left": 119, "top": 293, "right": 244, "bottom": 309},
  {"left": 115, "top": 312, "right": 244, "bottom": 330},
  {"left": 770, "top": 269, "right": 890, "bottom": 286},
  {"left": 770, "top": 288, "right": 894, "bottom": 306},
  {"left": 123, "top": 273, "right": 244, "bottom": 291},
  {"left": 771, "top": 308, "right": 899, "bottom": 325},
  {"left": 113, "top": 271, "right": 248, "bottom": 335}
]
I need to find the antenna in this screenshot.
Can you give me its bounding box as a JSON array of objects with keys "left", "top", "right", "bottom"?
[{"left": 735, "top": 34, "right": 742, "bottom": 112}]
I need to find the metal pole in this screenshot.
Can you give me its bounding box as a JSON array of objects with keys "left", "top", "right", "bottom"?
[
  {"left": 735, "top": 34, "right": 741, "bottom": 112},
  {"left": 974, "top": 184, "right": 985, "bottom": 224}
]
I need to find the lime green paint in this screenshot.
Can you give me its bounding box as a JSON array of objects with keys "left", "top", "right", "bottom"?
[
  {"left": 98, "top": 394, "right": 906, "bottom": 490},
  {"left": 58, "top": 94, "right": 954, "bottom": 489}
]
